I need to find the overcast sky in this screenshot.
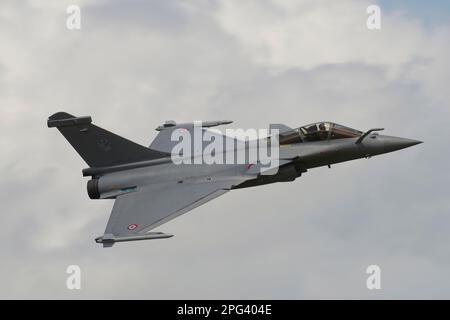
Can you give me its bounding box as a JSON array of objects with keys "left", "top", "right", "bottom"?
[{"left": 1, "top": 0, "right": 449, "bottom": 299}]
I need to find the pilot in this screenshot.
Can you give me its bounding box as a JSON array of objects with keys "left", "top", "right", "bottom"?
[{"left": 318, "top": 123, "right": 328, "bottom": 140}]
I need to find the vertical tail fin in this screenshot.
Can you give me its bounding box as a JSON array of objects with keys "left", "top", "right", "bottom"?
[{"left": 48, "top": 112, "right": 168, "bottom": 167}]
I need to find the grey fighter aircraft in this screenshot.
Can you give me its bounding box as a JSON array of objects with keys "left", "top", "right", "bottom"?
[{"left": 48, "top": 112, "right": 422, "bottom": 247}]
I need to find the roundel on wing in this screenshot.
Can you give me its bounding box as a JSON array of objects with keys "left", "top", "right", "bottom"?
[{"left": 127, "top": 224, "right": 138, "bottom": 231}]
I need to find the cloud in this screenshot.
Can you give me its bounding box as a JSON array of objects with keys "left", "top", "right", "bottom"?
[
  {"left": 213, "top": 0, "right": 425, "bottom": 71},
  {"left": 0, "top": 0, "right": 449, "bottom": 298}
]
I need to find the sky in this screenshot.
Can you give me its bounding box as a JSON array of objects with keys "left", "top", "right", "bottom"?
[{"left": 0, "top": 0, "right": 449, "bottom": 299}]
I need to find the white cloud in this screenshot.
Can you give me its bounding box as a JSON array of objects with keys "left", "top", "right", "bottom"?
[
  {"left": 0, "top": 0, "right": 449, "bottom": 298},
  {"left": 214, "top": 0, "right": 426, "bottom": 72}
]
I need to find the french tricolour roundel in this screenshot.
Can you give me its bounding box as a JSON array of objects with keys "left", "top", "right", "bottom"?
[{"left": 127, "top": 224, "right": 138, "bottom": 231}]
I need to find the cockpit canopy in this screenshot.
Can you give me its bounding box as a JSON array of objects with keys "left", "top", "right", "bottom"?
[{"left": 279, "top": 122, "right": 363, "bottom": 144}]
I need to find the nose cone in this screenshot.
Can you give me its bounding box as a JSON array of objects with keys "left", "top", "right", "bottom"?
[{"left": 383, "top": 136, "right": 423, "bottom": 153}]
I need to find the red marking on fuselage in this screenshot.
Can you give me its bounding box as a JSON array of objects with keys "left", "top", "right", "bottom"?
[{"left": 127, "top": 224, "right": 138, "bottom": 231}]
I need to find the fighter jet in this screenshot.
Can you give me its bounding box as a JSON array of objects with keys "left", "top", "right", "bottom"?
[{"left": 47, "top": 112, "right": 422, "bottom": 247}]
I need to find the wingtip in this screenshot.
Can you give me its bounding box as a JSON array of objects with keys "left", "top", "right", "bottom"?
[{"left": 95, "top": 232, "right": 174, "bottom": 246}]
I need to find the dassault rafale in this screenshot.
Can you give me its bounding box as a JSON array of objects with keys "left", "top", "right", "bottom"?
[{"left": 48, "top": 112, "right": 422, "bottom": 247}]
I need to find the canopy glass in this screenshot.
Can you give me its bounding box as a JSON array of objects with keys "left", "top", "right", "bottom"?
[{"left": 279, "top": 122, "right": 363, "bottom": 144}]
